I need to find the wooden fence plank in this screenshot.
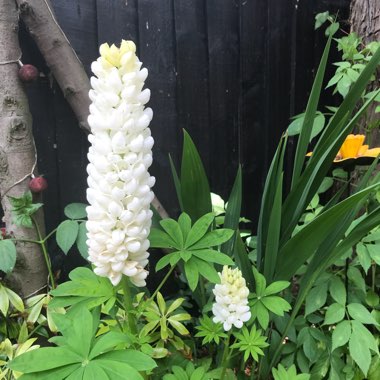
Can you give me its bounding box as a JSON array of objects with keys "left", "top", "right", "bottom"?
[
  {"left": 238, "top": 0, "right": 268, "bottom": 220},
  {"left": 137, "top": 0, "right": 179, "bottom": 214},
  {"left": 173, "top": 0, "right": 211, "bottom": 176},
  {"left": 206, "top": 0, "right": 240, "bottom": 199},
  {"left": 96, "top": 0, "right": 138, "bottom": 45}
]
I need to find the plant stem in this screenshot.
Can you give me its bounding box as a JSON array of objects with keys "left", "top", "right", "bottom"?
[
  {"left": 150, "top": 265, "right": 175, "bottom": 300},
  {"left": 372, "top": 263, "right": 376, "bottom": 292},
  {"left": 10, "top": 237, "right": 40, "bottom": 244},
  {"left": 121, "top": 276, "right": 137, "bottom": 335},
  {"left": 31, "top": 216, "right": 55, "bottom": 289},
  {"left": 220, "top": 331, "right": 232, "bottom": 380},
  {"left": 42, "top": 228, "right": 57, "bottom": 242}
]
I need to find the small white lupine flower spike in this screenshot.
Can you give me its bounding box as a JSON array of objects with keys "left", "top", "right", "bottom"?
[
  {"left": 86, "top": 40, "right": 154, "bottom": 287},
  {"left": 212, "top": 266, "right": 251, "bottom": 331}
]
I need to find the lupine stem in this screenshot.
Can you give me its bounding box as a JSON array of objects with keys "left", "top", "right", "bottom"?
[
  {"left": 150, "top": 265, "right": 175, "bottom": 300},
  {"left": 220, "top": 331, "right": 232, "bottom": 380},
  {"left": 121, "top": 276, "right": 138, "bottom": 335}
]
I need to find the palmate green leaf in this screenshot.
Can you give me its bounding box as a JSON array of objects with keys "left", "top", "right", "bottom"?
[
  {"left": 49, "top": 267, "right": 116, "bottom": 309},
  {"left": 18, "top": 363, "right": 82, "bottom": 380},
  {"left": 349, "top": 326, "right": 372, "bottom": 376},
  {"left": 149, "top": 228, "right": 178, "bottom": 249},
  {"left": 56, "top": 220, "right": 79, "bottom": 254},
  {"left": 0, "top": 239, "right": 16, "bottom": 273},
  {"left": 89, "top": 331, "right": 132, "bottom": 359},
  {"left": 188, "top": 229, "right": 234, "bottom": 250},
  {"left": 261, "top": 296, "right": 291, "bottom": 316},
  {"left": 221, "top": 166, "right": 242, "bottom": 255},
  {"left": 251, "top": 300, "right": 270, "bottom": 330},
  {"left": 96, "top": 349, "right": 156, "bottom": 371},
  {"left": 193, "top": 257, "right": 220, "bottom": 284},
  {"left": 155, "top": 252, "right": 181, "bottom": 271},
  {"left": 160, "top": 218, "right": 184, "bottom": 248},
  {"left": 180, "top": 130, "right": 212, "bottom": 222},
  {"left": 178, "top": 213, "right": 192, "bottom": 242},
  {"left": 272, "top": 363, "right": 310, "bottom": 380},
  {"left": 185, "top": 212, "right": 214, "bottom": 247},
  {"left": 264, "top": 281, "right": 290, "bottom": 296},
  {"left": 191, "top": 249, "right": 233, "bottom": 266},
  {"left": 8, "top": 347, "right": 82, "bottom": 373},
  {"left": 184, "top": 259, "right": 199, "bottom": 291},
  {"left": 287, "top": 112, "right": 325, "bottom": 141},
  {"left": 252, "top": 267, "right": 266, "bottom": 296}
]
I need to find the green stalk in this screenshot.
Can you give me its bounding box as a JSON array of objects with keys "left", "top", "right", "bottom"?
[
  {"left": 121, "top": 276, "right": 137, "bottom": 335},
  {"left": 150, "top": 265, "right": 175, "bottom": 300},
  {"left": 220, "top": 331, "right": 232, "bottom": 380},
  {"left": 31, "top": 216, "right": 55, "bottom": 289}
]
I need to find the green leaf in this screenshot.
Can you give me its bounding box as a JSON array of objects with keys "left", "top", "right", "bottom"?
[
  {"left": 329, "top": 276, "right": 346, "bottom": 305},
  {"left": 8, "top": 347, "right": 82, "bottom": 373},
  {"left": 184, "top": 259, "right": 199, "bottom": 291},
  {"left": 233, "top": 232, "right": 255, "bottom": 291},
  {"left": 332, "top": 320, "right": 351, "bottom": 351},
  {"left": 4, "top": 286, "right": 24, "bottom": 312},
  {"left": 178, "top": 213, "right": 192, "bottom": 242},
  {"left": 0, "top": 239, "right": 17, "bottom": 273},
  {"left": 149, "top": 228, "right": 177, "bottom": 249},
  {"left": 347, "top": 267, "right": 366, "bottom": 294},
  {"left": 89, "top": 331, "right": 132, "bottom": 359},
  {"left": 169, "top": 153, "right": 184, "bottom": 215},
  {"left": 156, "top": 252, "right": 180, "bottom": 271},
  {"left": 324, "top": 303, "right": 345, "bottom": 325},
  {"left": 291, "top": 34, "right": 332, "bottom": 188},
  {"left": 64, "top": 203, "right": 87, "bottom": 220},
  {"left": 76, "top": 222, "right": 88, "bottom": 259},
  {"left": 287, "top": 112, "right": 325, "bottom": 141},
  {"left": 191, "top": 249, "right": 233, "bottom": 266},
  {"left": 185, "top": 212, "right": 214, "bottom": 248},
  {"left": 347, "top": 303, "right": 379, "bottom": 325},
  {"left": 189, "top": 229, "right": 234, "bottom": 250},
  {"left": 261, "top": 296, "right": 291, "bottom": 316},
  {"left": 160, "top": 218, "right": 184, "bottom": 248},
  {"left": 349, "top": 327, "right": 371, "bottom": 376},
  {"left": 305, "top": 283, "right": 328, "bottom": 316},
  {"left": 56, "top": 220, "right": 79, "bottom": 254},
  {"left": 194, "top": 258, "right": 220, "bottom": 284},
  {"left": 264, "top": 281, "right": 290, "bottom": 296},
  {"left": 221, "top": 166, "right": 242, "bottom": 255},
  {"left": 367, "top": 244, "right": 380, "bottom": 265},
  {"left": 254, "top": 301, "right": 270, "bottom": 330},
  {"left": 180, "top": 130, "right": 212, "bottom": 222}
]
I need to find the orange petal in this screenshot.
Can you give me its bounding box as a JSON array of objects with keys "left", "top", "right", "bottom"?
[
  {"left": 339, "top": 134, "right": 365, "bottom": 159},
  {"left": 362, "top": 147, "right": 380, "bottom": 157},
  {"left": 357, "top": 145, "right": 369, "bottom": 156}
]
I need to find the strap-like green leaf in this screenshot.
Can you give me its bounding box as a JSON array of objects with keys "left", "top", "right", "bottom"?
[{"left": 180, "top": 130, "right": 212, "bottom": 222}]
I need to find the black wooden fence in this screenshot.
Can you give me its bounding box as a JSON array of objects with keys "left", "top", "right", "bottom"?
[{"left": 20, "top": 0, "right": 350, "bottom": 268}]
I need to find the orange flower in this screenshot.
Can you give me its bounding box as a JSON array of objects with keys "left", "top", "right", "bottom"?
[
  {"left": 335, "top": 134, "right": 380, "bottom": 162},
  {"left": 307, "top": 134, "right": 380, "bottom": 165}
]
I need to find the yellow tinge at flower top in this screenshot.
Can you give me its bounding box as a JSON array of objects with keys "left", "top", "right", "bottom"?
[
  {"left": 307, "top": 134, "right": 380, "bottom": 163},
  {"left": 99, "top": 39, "right": 137, "bottom": 69}
]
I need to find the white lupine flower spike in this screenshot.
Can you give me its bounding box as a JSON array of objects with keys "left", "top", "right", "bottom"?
[
  {"left": 212, "top": 266, "right": 251, "bottom": 331},
  {"left": 86, "top": 40, "right": 155, "bottom": 287}
]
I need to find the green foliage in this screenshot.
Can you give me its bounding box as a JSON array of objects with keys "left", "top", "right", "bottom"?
[
  {"left": 195, "top": 316, "right": 227, "bottom": 345},
  {"left": 0, "top": 283, "right": 24, "bottom": 316},
  {"left": 140, "top": 293, "right": 191, "bottom": 341},
  {"left": 150, "top": 212, "right": 234, "bottom": 290},
  {"left": 49, "top": 267, "right": 117, "bottom": 310},
  {"left": 250, "top": 268, "right": 291, "bottom": 329},
  {"left": 8, "top": 306, "right": 156, "bottom": 379},
  {"left": 272, "top": 364, "right": 310, "bottom": 380},
  {"left": 8, "top": 191, "right": 42, "bottom": 228},
  {"left": 0, "top": 240, "right": 17, "bottom": 273},
  {"left": 231, "top": 325, "right": 269, "bottom": 362},
  {"left": 163, "top": 360, "right": 220, "bottom": 380}
]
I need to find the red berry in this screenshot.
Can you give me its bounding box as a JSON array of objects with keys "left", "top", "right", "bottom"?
[
  {"left": 29, "top": 176, "right": 48, "bottom": 193},
  {"left": 0, "top": 228, "right": 6, "bottom": 238},
  {"left": 18, "top": 64, "right": 39, "bottom": 83}
]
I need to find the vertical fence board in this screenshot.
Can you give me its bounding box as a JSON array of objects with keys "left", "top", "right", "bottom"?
[
  {"left": 96, "top": 0, "right": 139, "bottom": 45},
  {"left": 173, "top": 0, "right": 211, "bottom": 176},
  {"left": 206, "top": 0, "right": 240, "bottom": 199},
  {"left": 137, "top": 0, "right": 179, "bottom": 213},
  {"left": 238, "top": 0, "right": 268, "bottom": 220}
]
